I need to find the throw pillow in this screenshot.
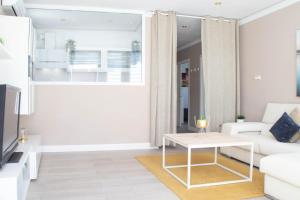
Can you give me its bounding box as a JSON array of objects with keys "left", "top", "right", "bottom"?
[
  {"left": 270, "top": 112, "right": 300, "bottom": 143},
  {"left": 289, "top": 108, "right": 300, "bottom": 142}
]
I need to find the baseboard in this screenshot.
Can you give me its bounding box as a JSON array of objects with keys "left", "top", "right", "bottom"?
[{"left": 42, "top": 143, "right": 158, "bottom": 152}]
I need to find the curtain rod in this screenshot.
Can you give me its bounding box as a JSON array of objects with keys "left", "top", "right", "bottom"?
[
  {"left": 178, "top": 14, "right": 234, "bottom": 22},
  {"left": 154, "top": 11, "right": 235, "bottom": 22}
]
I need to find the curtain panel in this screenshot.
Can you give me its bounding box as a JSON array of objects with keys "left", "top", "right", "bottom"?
[
  {"left": 150, "top": 11, "right": 177, "bottom": 146},
  {"left": 201, "top": 17, "right": 239, "bottom": 131}
]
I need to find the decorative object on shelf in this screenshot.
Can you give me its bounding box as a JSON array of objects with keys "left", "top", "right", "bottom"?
[
  {"left": 237, "top": 115, "right": 245, "bottom": 123},
  {"left": 131, "top": 40, "right": 142, "bottom": 66},
  {"left": 0, "top": 37, "right": 4, "bottom": 45},
  {"left": 132, "top": 40, "right": 141, "bottom": 52},
  {"left": 194, "top": 115, "right": 208, "bottom": 133},
  {"left": 19, "top": 128, "right": 27, "bottom": 143},
  {"left": 65, "top": 39, "right": 76, "bottom": 52},
  {"left": 213, "top": 0, "right": 222, "bottom": 6}
]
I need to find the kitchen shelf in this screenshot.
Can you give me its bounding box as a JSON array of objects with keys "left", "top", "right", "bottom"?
[{"left": 0, "top": 43, "right": 13, "bottom": 59}]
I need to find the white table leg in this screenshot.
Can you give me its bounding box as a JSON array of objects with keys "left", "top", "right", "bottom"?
[
  {"left": 187, "top": 147, "right": 191, "bottom": 189},
  {"left": 249, "top": 143, "right": 254, "bottom": 181},
  {"left": 214, "top": 147, "right": 218, "bottom": 164},
  {"left": 162, "top": 137, "right": 166, "bottom": 169}
]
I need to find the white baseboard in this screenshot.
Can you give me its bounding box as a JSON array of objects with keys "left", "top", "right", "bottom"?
[{"left": 42, "top": 143, "right": 157, "bottom": 152}]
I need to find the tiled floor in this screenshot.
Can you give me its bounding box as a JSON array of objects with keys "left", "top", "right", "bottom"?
[{"left": 27, "top": 149, "right": 268, "bottom": 200}]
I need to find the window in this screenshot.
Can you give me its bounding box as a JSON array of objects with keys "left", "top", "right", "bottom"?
[
  {"left": 29, "top": 9, "right": 143, "bottom": 84},
  {"left": 69, "top": 50, "right": 101, "bottom": 70},
  {"left": 69, "top": 50, "right": 101, "bottom": 82},
  {"left": 107, "top": 51, "right": 131, "bottom": 68}
]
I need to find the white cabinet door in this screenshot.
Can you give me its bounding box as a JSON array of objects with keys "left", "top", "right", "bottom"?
[{"left": 0, "top": 15, "right": 34, "bottom": 115}]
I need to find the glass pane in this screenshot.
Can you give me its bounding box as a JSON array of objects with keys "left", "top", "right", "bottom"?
[
  {"left": 97, "top": 72, "right": 107, "bottom": 82},
  {"left": 70, "top": 51, "right": 101, "bottom": 66},
  {"left": 29, "top": 8, "right": 143, "bottom": 84},
  {"left": 108, "top": 51, "right": 131, "bottom": 68},
  {"left": 33, "top": 68, "right": 70, "bottom": 82},
  {"left": 69, "top": 50, "right": 100, "bottom": 82},
  {"left": 72, "top": 72, "right": 97, "bottom": 82}
]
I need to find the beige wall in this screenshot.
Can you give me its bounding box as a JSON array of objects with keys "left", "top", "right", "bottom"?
[
  {"left": 21, "top": 85, "right": 149, "bottom": 145},
  {"left": 177, "top": 43, "right": 201, "bottom": 127},
  {"left": 240, "top": 2, "right": 300, "bottom": 121},
  {"left": 21, "top": 17, "right": 151, "bottom": 145}
]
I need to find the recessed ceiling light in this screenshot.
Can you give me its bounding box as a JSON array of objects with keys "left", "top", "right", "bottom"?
[
  {"left": 214, "top": 0, "right": 222, "bottom": 6},
  {"left": 181, "top": 25, "right": 189, "bottom": 29}
]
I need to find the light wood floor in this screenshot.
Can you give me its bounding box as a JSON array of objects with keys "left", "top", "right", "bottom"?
[{"left": 27, "top": 149, "right": 269, "bottom": 200}]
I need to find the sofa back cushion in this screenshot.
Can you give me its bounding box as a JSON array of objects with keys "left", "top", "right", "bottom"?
[{"left": 262, "top": 103, "right": 300, "bottom": 124}]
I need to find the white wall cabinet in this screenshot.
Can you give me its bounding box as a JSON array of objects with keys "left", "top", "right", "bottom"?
[{"left": 0, "top": 15, "right": 34, "bottom": 115}]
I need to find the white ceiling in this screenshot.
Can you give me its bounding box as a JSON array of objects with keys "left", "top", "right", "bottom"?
[
  {"left": 177, "top": 17, "right": 201, "bottom": 49},
  {"left": 25, "top": 0, "right": 289, "bottom": 49},
  {"left": 27, "top": 9, "right": 142, "bottom": 31},
  {"left": 24, "top": 0, "right": 287, "bottom": 19}
]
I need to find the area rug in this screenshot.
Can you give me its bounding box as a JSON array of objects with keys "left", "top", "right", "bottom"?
[{"left": 136, "top": 152, "right": 264, "bottom": 200}]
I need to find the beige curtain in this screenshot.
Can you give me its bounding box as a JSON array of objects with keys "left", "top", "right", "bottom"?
[
  {"left": 150, "top": 11, "right": 177, "bottom": 146},
  {"left": 201, "top": 17, "right": 239, "bottom": 131}
]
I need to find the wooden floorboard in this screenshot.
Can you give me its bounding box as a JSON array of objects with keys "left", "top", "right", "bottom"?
[{"left": 27, "top": 148, "right": 268, "bottom": 200}]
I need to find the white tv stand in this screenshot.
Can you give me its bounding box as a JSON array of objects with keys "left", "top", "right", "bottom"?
[{"left": 0, "top": 135, "right": 42, "bottom": 200}]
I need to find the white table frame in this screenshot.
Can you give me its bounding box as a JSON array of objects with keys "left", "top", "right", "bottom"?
[{"left": 162, "top": 135, "right": 254, "bottom": 189}]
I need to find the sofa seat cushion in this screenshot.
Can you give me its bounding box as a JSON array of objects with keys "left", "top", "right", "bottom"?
[
  {"left": 234, "top": 132, "right": 300, "bottom": 155},
  {"left": 233, "top": 133, "right": 266, "bottom": 153},
  {"left": 260, "top": 153, "right": 300, "bottom": 187},
  {"left": 259, "top": 136, "right": 300, "bottom": 155}
]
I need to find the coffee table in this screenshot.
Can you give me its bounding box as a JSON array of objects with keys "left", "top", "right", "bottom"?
[{"left": 162, "top": 132, "right": 254, "bottom": 189}]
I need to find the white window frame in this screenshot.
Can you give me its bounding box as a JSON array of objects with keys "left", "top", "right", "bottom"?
[{"left": 27, "top": 4, "right": 147, "bottom": 86}]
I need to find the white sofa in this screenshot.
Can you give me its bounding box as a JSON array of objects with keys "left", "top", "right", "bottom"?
[
  {"left": 221, "top": 103, "right": 300, "bottom": 166},
  {"left": 260, "top": 153, "right": 300, "bottom": 200},
  {"left": 221, "top": 103, "right": 300, "bottom": 200}
]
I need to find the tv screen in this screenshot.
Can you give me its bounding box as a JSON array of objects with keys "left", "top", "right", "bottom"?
[{"left": 0, "top": 84, "right": 21, "bottom": 168}]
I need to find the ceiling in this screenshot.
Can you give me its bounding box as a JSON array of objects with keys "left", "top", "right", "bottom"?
[
  {"left": 25, "top": 0, "right": 288, "bottom": 49},
  {"left": 27, "top": 9, "right": 142, "bottom": 31},
  {"left": 24, "top": 0, "right": 287, "bottom": 19},
  {"left": 177, "top": 17, "right": 201, "bottom": 49}
]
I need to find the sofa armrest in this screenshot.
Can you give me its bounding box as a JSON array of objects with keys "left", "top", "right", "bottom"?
[{"left": 221, "top": 122, "right": 267, "bottom": 135}]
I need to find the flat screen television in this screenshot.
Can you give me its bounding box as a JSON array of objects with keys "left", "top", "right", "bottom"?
[{"left": 0, "top": 84, "right": 21, "bottom": 168}]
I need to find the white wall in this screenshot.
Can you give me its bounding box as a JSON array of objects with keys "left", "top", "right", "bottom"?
[
  {"left": 21, "top": 84, "right": 150, "bottom": 145},
  {"left": 240, "top": 3, "right": 300, "bottom": 121}
]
